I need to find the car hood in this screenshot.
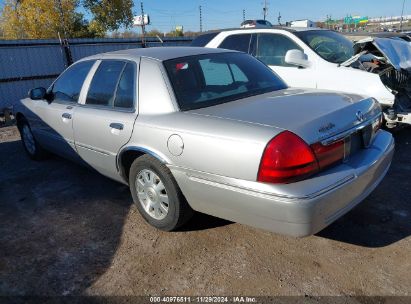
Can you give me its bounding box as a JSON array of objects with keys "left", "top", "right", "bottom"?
[
  {"left": 349, "top": 37, "right": 411, "bottom": 71},
  {"left": 187, "top": 88, "right": 380, "bottom": 144}
]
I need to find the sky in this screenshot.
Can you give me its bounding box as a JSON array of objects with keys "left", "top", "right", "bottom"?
[
  {"left": 139, "top": 0, "right": 409, "bottom": 32},
  {"left": 0, "top": 0, "right": 409, "bottom": 33}
]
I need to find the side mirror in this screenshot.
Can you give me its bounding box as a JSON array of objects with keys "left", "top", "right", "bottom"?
[
  {"left": 29, "top": 87, "right": 47, "bottom": 100},
  {"left": 285, "top": 49, "right": 310, "bottom": 68}
]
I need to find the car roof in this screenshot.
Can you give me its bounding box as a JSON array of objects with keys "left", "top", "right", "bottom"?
[
  {"left": 80, "top": 46, "right": 235, "bottom": 62},
  {"left": 191, "top": 27, "right": 328, "bottom": 46},
  {"left": 197, "top": 26, "right": 327, "bottom": 35}
]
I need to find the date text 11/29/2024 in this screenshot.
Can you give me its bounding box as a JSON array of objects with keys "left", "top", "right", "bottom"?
[{"left": 150, "top": 296, "right": 257, "bottom": 303}]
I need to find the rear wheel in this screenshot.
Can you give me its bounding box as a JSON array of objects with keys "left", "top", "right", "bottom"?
[
  {"left": 129, "top": 155, "right": 193, "bottom": 231},
  {"left": 18, "top": 119, "right": 47, "bottom": 160}
]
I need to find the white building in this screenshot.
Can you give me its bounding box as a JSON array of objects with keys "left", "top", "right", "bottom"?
[{"left": 290, "top": 19, "right": 316, "bottom": 28}]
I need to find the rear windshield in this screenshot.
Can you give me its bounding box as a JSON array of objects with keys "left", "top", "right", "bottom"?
[{"left": 163, "top": 52, "right": 287, "bottom": 111}]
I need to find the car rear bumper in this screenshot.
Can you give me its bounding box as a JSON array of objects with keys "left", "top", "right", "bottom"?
[{"left": 170, "top": 130, "right": 394, "bottom": 237}]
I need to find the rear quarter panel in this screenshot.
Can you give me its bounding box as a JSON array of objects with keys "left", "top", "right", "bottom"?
[{"left": 126, "top": 112, "right": 281, "bottom": 181}]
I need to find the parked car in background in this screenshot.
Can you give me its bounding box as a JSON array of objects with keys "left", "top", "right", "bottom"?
[
  {"left": 241, "top": 19, "right": 273, "bottom": 28},
  {"left": 14, "top": 47, "right": 394, "bottom": 237},
  {"left": 193, "top": 27, "right": 411, "bottom": 129}
]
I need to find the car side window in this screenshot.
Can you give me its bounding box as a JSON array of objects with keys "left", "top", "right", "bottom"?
[
  {"left": 114, "top": 63, "right": 135, "bottom": 109},
  {"left": 86, "top": 61, "right": 125, "bottom": 106},
  {"left": 51, "top": 61, "right": 94, "bottom": 103},
  {"left": 219, "top": 34, "right": 252, "bottom": 53},
  {"left": 256, "top": 33, "right": 303, "bottom": 67}
]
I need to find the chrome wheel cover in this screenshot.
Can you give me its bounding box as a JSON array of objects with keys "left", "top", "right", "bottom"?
[
  {"left": 22, "top": 125, "right": 36, "bottom": 155},
  {"left": 136, "top": 169, "right": 169, "bottom": 220}
]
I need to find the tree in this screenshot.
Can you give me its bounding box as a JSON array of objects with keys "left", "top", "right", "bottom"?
[
  {"left": 110, "top": 30, "right": 138, "bottom": 38},
  {"left": 0, "top": 0, "right": 89, "bottom": 39},
  {"left": 83, "top": 0, "right": 134, "bottom": 32},
  {"left": 146, "top": 29, "right": 163, "bottom": 37},
  {"left": 166, "top": 30, "right": 184, "bottom": 37}
]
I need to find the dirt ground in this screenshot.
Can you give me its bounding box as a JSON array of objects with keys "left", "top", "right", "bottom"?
[{"left": 0, "top": 125, "right": 410, "bottom": 297}]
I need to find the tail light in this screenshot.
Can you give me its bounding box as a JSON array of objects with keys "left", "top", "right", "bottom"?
[
  {"left": 311, "top": 140, "right": 344, "bottom": 170},
  {"left": 257, "top": 131, "right": 319, "bottom": 184},
  {"left": 257, "top": 131, "right": 345, "bottom": 184}
]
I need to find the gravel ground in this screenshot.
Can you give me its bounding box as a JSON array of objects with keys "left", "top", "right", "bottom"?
[{"left": 0, "top": 125, "right": 410, "bottom": 297}]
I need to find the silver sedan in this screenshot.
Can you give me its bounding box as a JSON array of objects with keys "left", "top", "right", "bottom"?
[{"left": 14, "top": 47, "right": 394, "bottom": 237}]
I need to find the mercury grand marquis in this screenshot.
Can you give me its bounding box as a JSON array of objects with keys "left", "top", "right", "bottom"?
[{"left": 14, "top": 47, "right": 394, "bottom": 237}]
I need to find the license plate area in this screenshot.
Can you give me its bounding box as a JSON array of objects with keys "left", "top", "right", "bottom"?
[{"left": 344, "top": 123, "right": 374, "bottom": 161}]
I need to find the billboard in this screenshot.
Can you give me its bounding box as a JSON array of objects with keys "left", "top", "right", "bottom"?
[
  {"left": 344, "top": 15, "right": 369, "bottom": 25},
  {"left": 134, "top": 14, "right": 150, "bottom": 26}
]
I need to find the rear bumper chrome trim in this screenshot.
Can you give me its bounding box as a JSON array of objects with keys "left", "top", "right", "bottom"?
[{"left": 185, "top": 172, "right": 356, "bottom": 201}]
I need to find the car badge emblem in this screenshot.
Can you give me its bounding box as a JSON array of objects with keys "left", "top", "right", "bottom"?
[
  {"left": 319, "top": 122, "right": 336, "bottom": 133},
  {"left": 356, "top": 110, "right": 365, "bottom": 122}
]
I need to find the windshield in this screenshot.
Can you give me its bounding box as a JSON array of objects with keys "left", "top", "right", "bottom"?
[
  {"left": 163, "top": 52, "right": 287, "bottom": 111},
  {"left": 295, "top": 30, "right": 354, "bottom": 64}
]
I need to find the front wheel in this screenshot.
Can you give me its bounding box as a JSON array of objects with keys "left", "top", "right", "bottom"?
[
  {"left": 18, "top": 119, "right": 48, "bottom": 160},
  {"left": 129, "top": 155, "right": 193, "bottom": 231}
]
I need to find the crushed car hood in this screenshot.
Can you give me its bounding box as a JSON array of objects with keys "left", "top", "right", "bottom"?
[{"left": 347, "top": 37, "right": 411, "bottom": 71}]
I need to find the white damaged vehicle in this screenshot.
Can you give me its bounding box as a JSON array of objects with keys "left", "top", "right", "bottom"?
[
  {"left": 341, "top": 37, "right": 411, "bottom": 128},
  {"left": 194, "top": 28, "right": 411, "bottom": 129}
]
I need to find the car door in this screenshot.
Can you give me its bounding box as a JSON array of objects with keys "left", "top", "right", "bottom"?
[
  {"left": 73, "top": 59, "right": 138, "bottom": 181},
  {"left": 253, "top": 33, "right": 316, "bottom": 88},
  {"left": 33, "top": 60, "right": 95, "bottom": 160}
]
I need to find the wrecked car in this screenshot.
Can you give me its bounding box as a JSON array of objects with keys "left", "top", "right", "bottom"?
[{"left": 194, "top": 28, "right": 411, "bottom": 128}]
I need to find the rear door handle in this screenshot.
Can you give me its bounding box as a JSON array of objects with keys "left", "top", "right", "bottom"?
[
  {"left": 109, "top": 123, "right": 124, "bottom": 130},
  {"left": 62, "top": 113, "right": 72, "bottom": 119}
]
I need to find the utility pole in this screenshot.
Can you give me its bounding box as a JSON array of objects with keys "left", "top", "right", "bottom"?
[
  {"left": 199, "top": 5, "right": 203, "bottom": 32},
  {"left": 400, "top": 0, "right": 406, "bottom": 31},
  {"left": 278, "top": 11, "right": 282, "bottom": 25},
  {"left": 243, "top": 9, "right": 246, "bottom": 22},
  {"left": 140, "top": 2, "right": 147, "bottom": 47},
  {"left": 263, "top": 0, "right": 268, "bottom": 20},
  {"left": 55, "top": 0, "right": 72, "bottom": 66}
]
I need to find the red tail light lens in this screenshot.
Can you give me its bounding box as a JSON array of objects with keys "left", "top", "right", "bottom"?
[
  {"left": 257, "top": 131, "right": 319, "bottom": 184},
  {"left": 311, "top": 140, "right": 344, "bottom": 170}
]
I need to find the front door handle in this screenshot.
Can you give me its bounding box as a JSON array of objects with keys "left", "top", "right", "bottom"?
[
  {"left": 109, "top": 123, "right": 124, "bottom": 130},
  {"left": 62, "top": 113, "right": 72, "bottom": 119}
]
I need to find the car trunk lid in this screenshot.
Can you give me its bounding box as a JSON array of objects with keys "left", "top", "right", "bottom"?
[{"left": 188, "top": 88, "right": 381, "bottom": 145}]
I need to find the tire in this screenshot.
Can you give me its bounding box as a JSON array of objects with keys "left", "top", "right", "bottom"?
[
  {"left": 129, "top": 154, "right": 193, "bottom": 231},
  {"left": 17, "top": 118, "right": 48, "bottom": 160}
]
